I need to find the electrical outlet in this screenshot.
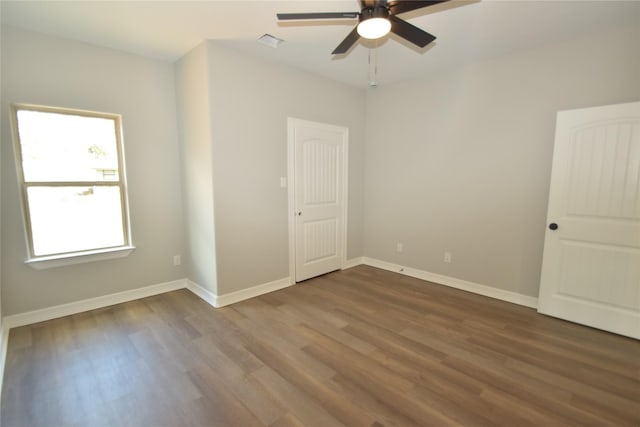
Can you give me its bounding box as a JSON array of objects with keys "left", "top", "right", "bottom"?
[
  {"left": 444, "top": 252, "right": 452, "bottom": 263},
  {"left": 173, "top": 255, "right": 181, "bottom": 266},
  {"left": 396, "top": 243, "right": 403, "bottom": 253}
]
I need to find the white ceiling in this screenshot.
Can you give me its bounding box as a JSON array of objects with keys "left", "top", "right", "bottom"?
[{"left": 1, "top": 1, "right": 638, "bottom": 88}]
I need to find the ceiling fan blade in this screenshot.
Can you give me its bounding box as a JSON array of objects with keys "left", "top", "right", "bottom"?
[
  {"left": 389, "top": 15, "right": 436, "bottom": 48},
  {"left": 332, "top": 27, "right": 360, "bottom": 54},
  {"left": 388, "top": 0, "right": 450, "bottom": 15},
  {"left": 277, "top": 12, "right": 358, "bottom": 21}
]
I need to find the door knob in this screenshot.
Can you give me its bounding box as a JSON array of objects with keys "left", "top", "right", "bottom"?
[
  {"left": 549, "top": 223, "right": 558, "bottom": 230},
  {"left": 297, "top": 212, "right": 302, "bottom": 216}
]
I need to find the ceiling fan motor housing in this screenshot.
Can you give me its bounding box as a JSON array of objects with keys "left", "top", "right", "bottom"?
[{"left": 360, "top": 6, "right": 390, "bottom": 23}]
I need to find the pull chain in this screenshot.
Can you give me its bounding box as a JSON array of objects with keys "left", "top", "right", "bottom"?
[{"left": 368, "top": 39, "right": 379, "bottom": 87}]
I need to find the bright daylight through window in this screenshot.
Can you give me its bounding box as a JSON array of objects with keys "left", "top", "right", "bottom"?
[{"left": 11, "top": 104, "right": 133, "bottom": 266}]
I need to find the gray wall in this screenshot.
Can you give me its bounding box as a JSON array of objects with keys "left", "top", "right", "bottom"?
[
  {"left": 363, "top": 24, "right": 640, "bottom": 298},
  {"left": 2, "top": 18, "right": 636, "bottom": 317},
  {"left": 1, "top": 27, "right": 186, "bottom": 315},
  {"left": 175, "top": 43, "right": 218, "bottom": 294},
  {"left": 204, "top": 42, "right": 366, "bottom": 295}
]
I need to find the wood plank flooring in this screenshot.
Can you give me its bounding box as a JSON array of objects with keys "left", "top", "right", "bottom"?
[{"left": 2, "top": 265, "right": 639, "bottom": 426}]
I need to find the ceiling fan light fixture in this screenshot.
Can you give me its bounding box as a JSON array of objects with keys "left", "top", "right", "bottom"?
[
  {"left": 357, "top": 17, "right": 391, "bottom": 39},
  {"left": 357, "top": 7, "right": 391, "bottom": 40}
]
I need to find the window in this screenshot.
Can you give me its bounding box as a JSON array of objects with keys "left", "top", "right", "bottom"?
[{"left": 11, "top": 104, "right": 134, "bottom": 268}]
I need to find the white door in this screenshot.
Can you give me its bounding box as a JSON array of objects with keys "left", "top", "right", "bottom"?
[
  {"left": 288, "top": 118, "right": 348, "bottom": 282},
  {"left": 538, "top": 101, "right": 640, "bottom": 339}
]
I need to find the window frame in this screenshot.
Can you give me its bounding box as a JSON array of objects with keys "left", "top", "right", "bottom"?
[{"left": 10, "top": 103, "right": 135, "bottom": 269}]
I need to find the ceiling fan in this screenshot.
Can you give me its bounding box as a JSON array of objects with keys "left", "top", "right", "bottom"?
[{"left": 277, "top": 0, "right": 451, "bottom": 55}]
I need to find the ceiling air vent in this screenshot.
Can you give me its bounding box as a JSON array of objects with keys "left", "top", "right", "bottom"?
[{"left": 257, "top": 34, "right": 285, "bottom": 48}]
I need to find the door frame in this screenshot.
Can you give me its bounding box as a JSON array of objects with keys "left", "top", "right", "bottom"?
[{"left": 287, "top": 117, "right": 349, "bottom": 284}]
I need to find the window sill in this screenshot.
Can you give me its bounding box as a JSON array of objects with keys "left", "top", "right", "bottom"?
[{"left": 25, "top": 246, "right": 136, "bottom": 270}]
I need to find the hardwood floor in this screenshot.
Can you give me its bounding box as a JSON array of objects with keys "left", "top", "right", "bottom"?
[{"left": 2, "top": 265, "right": 639, "bottom": 426}]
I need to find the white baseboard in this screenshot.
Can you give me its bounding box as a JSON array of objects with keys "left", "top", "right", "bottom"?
[
  {"left": 186, "top": 280, "right": 217, "bottom": 307},
  {"left": 216, "top": 277, "right": 292, "bottom": 307},
  {"left": 2, "top": 279, "right": 187, "bottom": 330},
  {"left": 343, "top": 257, "right": 364, "bottom": 269},
  {"left": 0, "top": 321, "right": 8, "bottom": 403},
  {"left": 188, "top": 277, "right": 293, "bottom": 308},
  {"left": 1, "top": 274, "right": 294, "bottom": 332},
  {"left": 360, "top": 257, "right": 538, "bottom": 309}
]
